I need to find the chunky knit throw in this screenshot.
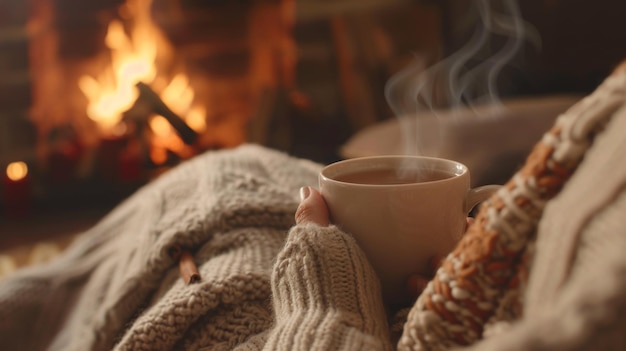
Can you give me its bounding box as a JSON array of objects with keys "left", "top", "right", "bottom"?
[
  {"left": 398, "top": 68, "right": 626, "bottom": 350},
  {"left": 398, "top": 70, "right": 626, "bottom": 350},
  {"left": 1, "top": 71, "right": 626, "bottom": 351}
]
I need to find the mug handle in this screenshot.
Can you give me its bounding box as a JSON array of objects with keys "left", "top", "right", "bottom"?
[{"left": 465, "top": 185, "right": 501, "bottom": 213}]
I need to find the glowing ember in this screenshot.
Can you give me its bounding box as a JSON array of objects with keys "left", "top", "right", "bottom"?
[{"left": 6, "top": 162, "right": 28, "bottom": 182}]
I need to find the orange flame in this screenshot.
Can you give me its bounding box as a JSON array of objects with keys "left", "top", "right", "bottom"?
[{"left": 78, "top": 0, "right": 206, "bottom": 145}]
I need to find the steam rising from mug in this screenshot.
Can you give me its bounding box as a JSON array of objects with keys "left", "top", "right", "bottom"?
[{"left": 384, "top": 0, "right": 541, "bottom": 157}]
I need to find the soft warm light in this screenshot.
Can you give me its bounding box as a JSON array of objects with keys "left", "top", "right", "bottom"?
[
  {"left": 161, "top": 74, "right": 192, "bottom": 106},
  {"left": 186, "top": 106, "right": 207, "bottom": 132},
  {"left": 160, "top": 73, "right": 206, "bottom": 133},
  {"left": 148, "top": 115, "right": 192, "bottom": 160},
  {"left": 111, "top": 121, "right": 129, "bottom": 136},
  {"left": 150, "top": 147, "right": 168, "bottom": 165},
  {"left": 149, "top": 116, "right": 173, "bottom": 138},
  {"left": 6, "top": 162, "right": 28, "bottom": 181}
]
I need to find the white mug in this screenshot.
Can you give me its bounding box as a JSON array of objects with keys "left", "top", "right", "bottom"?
[{"left": 319, "top": 155, "right": 500, "bottom": 305}]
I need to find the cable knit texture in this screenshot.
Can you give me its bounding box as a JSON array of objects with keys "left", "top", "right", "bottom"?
[
  {"left": 0, "top": 144, "right": 392, "bottom": 351},
  {"left": 398, "top": 71, "right": 626, "bottom": 350},
  {"left": 1, "top": 72, "right": 626, "bottom": 351}
]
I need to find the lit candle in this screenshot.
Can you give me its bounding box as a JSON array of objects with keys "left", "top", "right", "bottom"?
[{"left": 2, "top": 161, "right": 32, "bottom": 218}]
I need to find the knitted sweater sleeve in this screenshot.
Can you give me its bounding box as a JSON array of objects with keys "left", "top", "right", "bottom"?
[{"left": 264, "top": 223, "right": 393, "bottom": 351}]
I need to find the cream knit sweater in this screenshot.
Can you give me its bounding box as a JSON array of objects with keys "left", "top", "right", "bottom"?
[{"left": 1, "top": 74, "right": 626, "bottom": 351}]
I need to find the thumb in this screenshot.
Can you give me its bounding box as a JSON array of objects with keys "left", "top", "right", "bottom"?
[{"left": 295, "top": 186, "right": 330, "bottom": 226}]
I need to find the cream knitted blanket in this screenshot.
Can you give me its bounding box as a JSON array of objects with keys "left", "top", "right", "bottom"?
[
  {"left": 2, "top": 73, "right": 626, "bottom": 350},
  {"left": 0, "top": 144, "right": 391, "bottom": 351},
  {"left": 0, "top": 145, "right": 391, "bottom": 351}
]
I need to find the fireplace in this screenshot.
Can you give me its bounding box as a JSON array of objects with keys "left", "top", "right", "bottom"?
[
  {"left": 1, "top": 0, "right": 300, "bottom": 213},
  {"left": 28, "top": 0, "right": 273, "bottom": 165},
  {"left": 1, "top": 0, "right": 444, "bottom": 216}
]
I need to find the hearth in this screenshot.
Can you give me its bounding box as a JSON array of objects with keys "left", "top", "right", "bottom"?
[
  {"left": 0, "top": 0, "right": 444, "bottom": 216},
  {"left": 1, "top": 0, "right": 297, "bottom": 214}
]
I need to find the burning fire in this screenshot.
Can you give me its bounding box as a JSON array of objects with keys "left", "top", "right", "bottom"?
[{"left": 78, "top": 0, "right": 206, "bottom": 163}]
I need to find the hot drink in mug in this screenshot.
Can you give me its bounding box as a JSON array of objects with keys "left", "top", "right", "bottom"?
[{"left": 319, "top": 155, "right": 500, "bottom": 305}]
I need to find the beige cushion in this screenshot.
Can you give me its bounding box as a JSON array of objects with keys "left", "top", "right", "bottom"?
[{"left": 340, "top": 95, "right": 582, "bottom": 186}]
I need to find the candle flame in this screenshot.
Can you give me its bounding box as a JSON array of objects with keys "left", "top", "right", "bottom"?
[{"left": 6, "top": 162, "right": 28, "bottom": 181}]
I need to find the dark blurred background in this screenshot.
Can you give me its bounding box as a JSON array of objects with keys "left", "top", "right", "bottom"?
[{"left": 1, "top": 0, "right": 625, "bottom": 247}]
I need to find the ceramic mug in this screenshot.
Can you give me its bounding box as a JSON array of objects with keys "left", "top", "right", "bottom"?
[{"left": 319, "top": 155, "right": 500, "bottom": 305}]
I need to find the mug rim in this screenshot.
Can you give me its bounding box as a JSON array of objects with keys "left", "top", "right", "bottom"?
[{"left": 320, "top": 155, "right": 468, "bottom": 188}]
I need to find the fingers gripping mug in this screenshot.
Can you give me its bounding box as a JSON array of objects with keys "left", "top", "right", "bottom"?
[{"left": 319, "top": 156, "right": 500, "bottom": 305}]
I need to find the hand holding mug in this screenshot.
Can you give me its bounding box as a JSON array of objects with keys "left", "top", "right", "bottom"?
[
  {"left": 294, "top": 185, "right": 470, "bottom": 301},
  {"left": 318, "top": 156, "right": 500, "bottom": 305}
]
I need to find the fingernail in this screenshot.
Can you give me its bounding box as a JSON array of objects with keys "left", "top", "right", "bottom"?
[{"left": 299, "top": 186, "right": 311, "bottom": 201}]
